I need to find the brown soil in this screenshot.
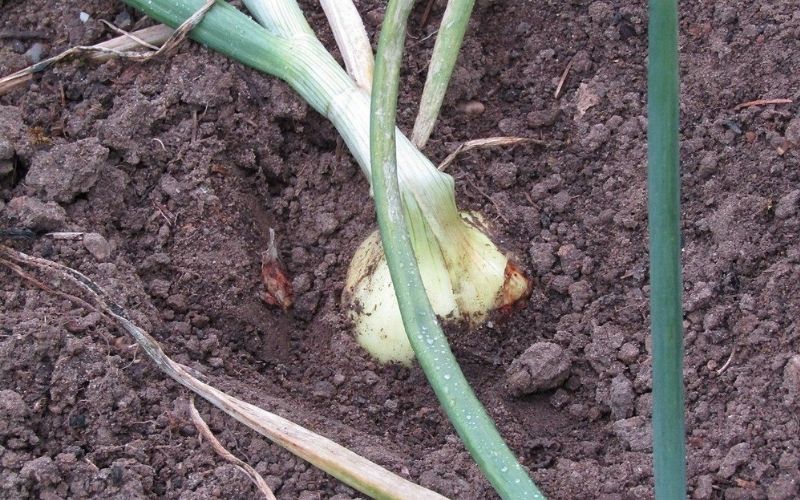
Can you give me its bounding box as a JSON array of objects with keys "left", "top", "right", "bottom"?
[{"left": 2, "top": 1, "right": 799, "bottom": 498}]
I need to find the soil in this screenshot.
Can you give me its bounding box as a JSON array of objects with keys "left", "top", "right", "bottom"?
[{"left": 1, "top": 0, "right": 799, "bottom": 498}]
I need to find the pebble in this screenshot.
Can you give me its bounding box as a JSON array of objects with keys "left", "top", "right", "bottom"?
[
  {"left": 24, "top": 43, "right": 44, "bottom": 63},
  {"left": 461, "top": 101, "right": 485, "bottom": 115},
  {"left": 506, "top": 342, "right": 572, "bottom": 396},
  {"left": 82, "top": 232, "right": 111, "bottom": 261}
]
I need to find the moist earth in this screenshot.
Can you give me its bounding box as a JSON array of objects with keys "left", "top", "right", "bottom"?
[{"left": 1, "top": 0, "right": 799, "bottom": 498}]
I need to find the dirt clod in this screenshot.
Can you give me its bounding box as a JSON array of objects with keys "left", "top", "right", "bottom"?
[
  {"left": 25, "top": 138, "right": 108, "bottom": 203},
  {"left": 506, "top": 342, "right": 572, "bottom": 396},
  {"left": 6, "top": 195, "right": 66, "bottom": 231}
]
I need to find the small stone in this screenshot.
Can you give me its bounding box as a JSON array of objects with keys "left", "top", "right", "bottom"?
[
  {"left": 24, "top": 42, "right": 44, "bottom": 63},
  {"left": 612, "top": 416, "right": 652, "bottom": 452},
  {"left": 460, "top": 100, "right": 485, "bottom": 115},
  {"left": 774, "top": 189, "right": 800, "bottom": 219},
  {"left": 332, "top": 373, "right": 346, "bottom": 386},
  {"left": 6, "top": 196, "right": 66, "bottom": 231},
  {"left": 82, "top": 233, "right": 111, "bottom": 261},
  {"left": 506, "top": 342, "right": 572, "bottom": 396},
  {"left": 718, "top": 442, "right": 752, "bottom": 479},
  {"left": 609, "top": 374, "right": 635, "bottom": 419}
]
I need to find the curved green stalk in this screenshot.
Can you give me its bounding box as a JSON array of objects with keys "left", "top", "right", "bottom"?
[
  {"left": 370, "top": 1, "right": 543, "bottom": 498},
  {"left": 647, "top": 0, "right": 686, "bottom": 498},
  {"left": 411, "top": 0, "right": 476, "bottom": 149}
]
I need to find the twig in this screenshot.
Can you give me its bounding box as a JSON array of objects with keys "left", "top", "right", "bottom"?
[
  {"left": 188, "top": 398, "right": 276, "bottom": 500},
  {"left": 438, "top": 136, "right": 545, "bottom": 171},
  {"left": 46, "top": 232, "right": 85, "bottom": 240},
  {"left": 716, "top": 344, "right": 736, "bottom": 375},
  {"left": 100, "top": 20, "right": 161, "bottom": 51},
  {"left": 554, "top": 56, "right": 574, "bottom": 99},
  {"left": 0, "top": 245, "right": 446, "bottom": 499},
  {"left": 733, "top": 98, "right": 793, "bottom": 111}
]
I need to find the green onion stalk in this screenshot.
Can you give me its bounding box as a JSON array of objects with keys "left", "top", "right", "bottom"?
[
  {"left": 370, "top": 1, "right": 543, "bottom": 497},
  {"left": 647, "top": 0, "right": 686, "bottom": 498},
  {"left": 412, "top": 0, "right": 476, "bottom": 149}
]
